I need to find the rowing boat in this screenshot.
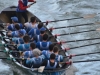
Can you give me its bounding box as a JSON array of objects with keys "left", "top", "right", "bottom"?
[{"left": 0, "top": 6, "right": 70, "bottom": 75}]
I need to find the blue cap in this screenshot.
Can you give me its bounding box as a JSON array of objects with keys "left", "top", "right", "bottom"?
[
  {"left": 40, "top": 27, "right": 46, "bottom": 31},
  {"left": 19, "top": 30, "right": 25, "bottom": 36},
  {"left": 11, "top": 16, "right": 18, "bottom": 22}
]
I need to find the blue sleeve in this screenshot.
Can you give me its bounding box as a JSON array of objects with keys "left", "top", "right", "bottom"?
[
  {"left": 17, "top": 45, "right": 23, "bottom": 51},
  {"left": 8, "top": 25, "right": 12, "bottom": 31},
  {"left": 19, "top": 23, "right": 24, "bottom": 29}
]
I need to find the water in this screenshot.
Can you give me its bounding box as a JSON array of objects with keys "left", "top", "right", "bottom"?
[{"left": 0, "top": 0, "right": 100, "bottom": 75}]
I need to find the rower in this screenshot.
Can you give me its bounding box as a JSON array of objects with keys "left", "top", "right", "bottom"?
[
  {"left": 22, "top": 42, "right": 36, "bottom": 58},
  {"left": 24, "top": 16, "right": 38, "bottom": 33},
  {"left": 53, "top": 46, "right": 63, "bottom": 62},
  {"left": 41, "top": 53, "right": 60, "bottom": 69},
  {"left": 36, "top": 34, "right": 52, "bottom": 51},
  {"left": 7, "top": 24, "right": 26, "bottom": 37},
  {"left": 42, "top": 44, "right": 54, "bottom": 60},
  {"left": 11, "top": 31, "right": 24, "bottom": 44},
  {"left": 34, "top": 27, "right": 46, "bottom": 42},
  {"left": 17, "top": 35, "right": 30, "bottom": 51},
  {"left": 28, "top": 22, "right": 43, "bottom": 38},
  {"left": 7, "top": 16, "right": 23, "bottom": 31},
  {"left": 26, "top": 48, "right": 43, "bottom": 68}
]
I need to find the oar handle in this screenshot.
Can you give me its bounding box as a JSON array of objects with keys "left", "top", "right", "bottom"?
[{"left": 30, "top": 1, "right": 36, "bottom": 6}]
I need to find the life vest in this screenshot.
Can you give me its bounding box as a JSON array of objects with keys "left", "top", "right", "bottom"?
[
  {"left": 16, "top": 0, "right": 28, "bottom": 12},
  {"left": 45, "top": 60, "right": 57, "bottom": 69}
]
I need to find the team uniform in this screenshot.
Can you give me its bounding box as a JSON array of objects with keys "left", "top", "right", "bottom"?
[
  {"left": 12, "top": 37, "right": 24, "bottom": 44},
  {"left": 11, "top": 29, "right": 26, "bottom": 37},
  {"left": 26, "top": 55, "right": 44, "bottom": 68},
  {"left": 42, "top": 50, "right": 53, "bottom": 60},
  {"left": 55, "top": 54, "right": 63, "bottom": 62},
  {"left": 28, "top": 28, "right": 41, "bottom": 38},
  {"left": 41, "top": 60, "right": 60, "bottom": 75},
  {"left": 28, "top": 27, "right": 46, "bottom": 38},
  {"left": 36, "top": 41, "right": 52, "bottom": 51},
  {"left": 34, "top": 34, "right": 43, "bottom": 42},
  {"left": 23, "top": 51, "right": 34, "bottom": 58},
  {"left": 7, "top": 23, "right": 23, "bottom": 31},
  {"left": 17, "top": 43, "right": 30, "bottom": 51}
]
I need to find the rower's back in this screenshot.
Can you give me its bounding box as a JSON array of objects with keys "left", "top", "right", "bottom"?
[{"left": 36, "top": 34, "right": 52, "bottom": 51}]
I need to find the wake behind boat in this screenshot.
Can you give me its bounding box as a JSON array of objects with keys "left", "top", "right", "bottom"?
[{"left": 0, "top": 6, "right": 70, "bottom": 75}]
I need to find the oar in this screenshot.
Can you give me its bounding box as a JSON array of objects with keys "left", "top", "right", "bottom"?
[
  {"left": 60, "top": 37, "right": 100, "bottom": 43},
  {"left": 0, "top": 43, "right": 17, "bottom": 47},
  {"left": 60, "top": 59, "right": 100, "bottom": 65},
  {"left": 0, "top": 50, "right": 23, "bottom": 53},
  {"left": 10, "top": 1, "right": 36, "bottom": 9},
  {"left": 63, "top": 51, "right": 100, "bottom": 58},
  {"left": 42, "top": 14, "right": 96, "bottom": 24},
  {"left": 72, "top": 59, "right": 100, "bottom": 63},
  {"left": 0, "top": 57, "right": 26, "bottom": 60},
  {"left": 54, "top": 28, "right": 100, "bottom": 36},
  {"left": 49, "top": 22, "right": 100, "bottom": 30},
  {"left": 64, "top": 42, "right": 100, "bottom": 51},
  {"left": 61, "top": 59, "right": 100, "bottom": 64}
]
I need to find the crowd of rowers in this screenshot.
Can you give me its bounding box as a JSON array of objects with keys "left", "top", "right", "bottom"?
[{"left": 5, "top": 16, "right": 65, "bottom": 69}]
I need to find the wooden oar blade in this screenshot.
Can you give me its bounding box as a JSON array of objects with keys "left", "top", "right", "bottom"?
[
  {"left": 83, "top": 14, "right": 96, "bottom": 19},
  {"left": 38, "top": 66, "right": 45, "bottom": 73}
]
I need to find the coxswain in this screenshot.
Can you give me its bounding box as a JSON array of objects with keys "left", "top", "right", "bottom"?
[
  {"left": 17, "top": 35, "right": 30, "bottom": 51},
  {"left": 42, "top": 44, "right": 54, "bottom": 60},
  {"left": 7, "top": 24, "right": 26, "bottom": 37},
  {"left": 36, "top": 34, "right": 52, "bottom": 51},
  {"left": 24, "top": 16, "right": 38, "bottom": 33},
  {"left": 16, "top": 0, "right": 36, "bottom": 23},
  {"left": 26, "top": 48, "right": 43, "bottom": 68},
  {"left": 53, "top": 46, "right": 63, "bottom": 62},
  {"left": 7, "top": 16, "right": 23, "bottom": 31}
]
